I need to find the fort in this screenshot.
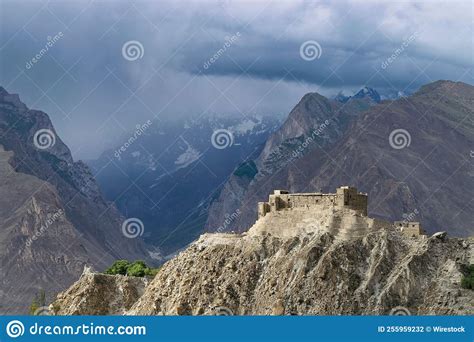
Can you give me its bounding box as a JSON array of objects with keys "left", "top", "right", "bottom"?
[
  {"left": 256, "top": 186, "right": 426, "bottom": 238},
  {"left": 258, "top": 186, "right": 368, "bottom": 218}
]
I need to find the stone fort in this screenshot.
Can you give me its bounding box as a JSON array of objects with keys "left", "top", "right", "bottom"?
[
  {"left": 257, "top": 186, "right": 426, "bottom": 238},
  {"left": 258, "top": 186, "right": 368, "bottom": 218}
]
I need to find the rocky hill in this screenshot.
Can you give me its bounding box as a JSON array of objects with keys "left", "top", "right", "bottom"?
[
  {"left": 52, "top": 198, "right": 474, "bottom": 315},
  {"left": 0, "top": 87, "right": 149, "bottom": 314},
  {"left": 207, "top": 81, "right": 474, "bottom": 237}
]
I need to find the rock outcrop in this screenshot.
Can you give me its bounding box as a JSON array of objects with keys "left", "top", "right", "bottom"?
[
  {"left": 53, "top": 202, "right": 474, "bottom": 315},
  {"left": 53, "top": 267, "right": 149, "bottom": 315}
]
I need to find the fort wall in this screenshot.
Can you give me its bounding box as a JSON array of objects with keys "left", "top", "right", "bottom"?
[
  {"left": 258, "top": 186, "right": 368, "bottom": 218},
  {"left": 394, "top": 221, "right": 426, "bottom": 237}
]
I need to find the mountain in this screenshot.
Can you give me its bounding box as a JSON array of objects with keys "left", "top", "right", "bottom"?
[
  {"left": 88, "top": 115, "right": 280, "bottom": 254},
  {"left": 352, "top": 86, "right": 381, "bottom": 103},
  {"left": 206, "top": 81, "right": 474, "bottom": 237},
  {"left": 335, "top": 86, "right": 381, "bottom": 104},
  {"left": 0, "top": 87, "right": 148, "bottom": 314},
  {"left": 52, "top": 193, "right": 474, "bottom": 315}
]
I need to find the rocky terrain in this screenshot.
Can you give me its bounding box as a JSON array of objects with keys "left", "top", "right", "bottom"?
[
  {"left": 0, "top": 87, "right": 149, "bottom": 314},
  {"left": 52, "top": 266, "right": 149, "bottom": 315},
  {"left": 53, "top": 204, "right": 474, "bottom": 315},
  {"left": 207, "top": 81, "right": 474, "bottom": 237}
]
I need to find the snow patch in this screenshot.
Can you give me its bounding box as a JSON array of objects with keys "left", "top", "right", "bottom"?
[{"left": 174, "top": 142, "right": 202, "bottom": 169}]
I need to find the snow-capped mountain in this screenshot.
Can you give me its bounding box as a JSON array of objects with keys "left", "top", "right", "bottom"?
[{"left": 335, "top": 86, "right": 381, "bottom": 103}]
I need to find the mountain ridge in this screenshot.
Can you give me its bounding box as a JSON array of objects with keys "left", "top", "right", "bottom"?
[{"left": 0, "top": 87, "right": 149, "bottom": 314}]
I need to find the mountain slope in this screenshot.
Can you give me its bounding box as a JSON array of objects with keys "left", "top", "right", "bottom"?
[
  {"left": 89, "top": 116, "right": 280, "bottom": 254},
  {"left": 0, "top": 87, "right": 148, "bottom": 313},
  {"left": 207, "top": 81, "right": 474, "bottom": 237}
]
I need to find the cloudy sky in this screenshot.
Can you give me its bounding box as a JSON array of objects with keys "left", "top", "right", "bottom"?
[{"left": 0, "top": 0, "right": 472, "bottom": 159}]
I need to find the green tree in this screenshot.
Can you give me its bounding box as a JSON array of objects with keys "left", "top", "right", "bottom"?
[
  {"left": 104, "top": 260, "right": 160, "bottom": 278},
  {"left": 105, "top": 260, "right": 130, "bottom": 275},
  {"left": 126, "top": 260, "right": 148, "bottom": 277}
]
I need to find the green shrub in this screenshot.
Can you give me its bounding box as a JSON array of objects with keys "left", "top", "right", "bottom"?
[
  {"left": 29, "top": 290, "right": 46, "bottom": 315},
  {"left": 104, "top": 260, "right": 160, "bottom": 278},
  {"left": 126, "top": 261, "right": 148, "bottom": 277},
  {"left": 461, "top": 265, "right": 474, "bottom": 290},
  {"left": 105, "top": 260, "right": 130, "bottom": 276}
]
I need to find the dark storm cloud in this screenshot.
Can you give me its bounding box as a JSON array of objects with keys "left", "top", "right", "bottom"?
[{"left": 0, "top": 0, "right": 472, "bottom": 159}]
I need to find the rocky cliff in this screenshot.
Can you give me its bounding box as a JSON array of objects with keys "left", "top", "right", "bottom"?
[
  {"left": 52, "top": 267, "right": 149, "bottom": 315},
  {"left": 0, "top": 87, "right": 149, "bottom": 314},
  {"left": 53, "top": 204, "right": 474, "bottom": 315}
]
